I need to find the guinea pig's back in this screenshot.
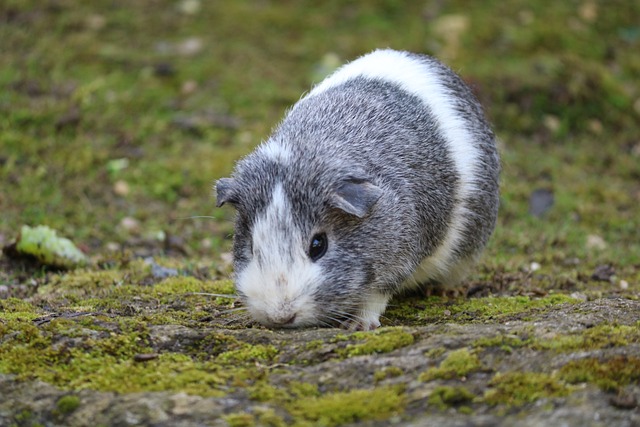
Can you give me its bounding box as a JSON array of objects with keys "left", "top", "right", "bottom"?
[{"left": 273, "top": 49, "right": 500, "bottom": 284}]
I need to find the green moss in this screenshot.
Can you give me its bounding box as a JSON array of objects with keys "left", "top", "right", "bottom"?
[
  {"left": 56, "top": 395, "right": 80, "bottom": 414},
  {"left": 217, "top": 344, "right": 278, "bottom": 363},
  {"left": 532, "top": 323, "right": 640, "bottom": 352},
  {"left": 247, "top": 382, "right": 285, "bottom": 402},
  {"left": 224, "top": 413, "right": 254, "bottom": 427},
  {"left": 247, "top": 381, "right": 319, "bottom": 405},
  {"left": 13, "top": 409, "right": 44, "bottom": 427},
  {"left": 425, "top": 347, "right": 446, "bottom": 359},
  {"left": 338, "top": 327, "right": 414, "bottom": 357},
  {"left": 0, "top": 298, "right": 41, "bottom": 324},
  {"left": 428, "top": 386, "right": 475, "bottom": 410},
  {"left": 473, "top": 323, "right": 640, "bottom": 354},
  {"left": 0, "top": 316, "right": 262, "bottom": 397},
  {"left": 484, "top": 372, "right": 571, "bottom": 407},
  {"left": 374, "top": 366, "right": 404, "bottom": 382},
  {"left": 254, "top": 408, "right": 286, "bottom": 427},
  {"left": 422, "top": 295, "right": 579, "bottom": 323},
  {"left": 154, "top": 277, "right": 235, "bottom": 296},
  {"left": 35, "top": 265, "right": 239, "bottom": 327},
  {"left": 304, "top": 340, "right": 323, "bottom": 351},
  {"left": 420, "top": 348, "right": 482, "bottom": 381},
  {"left": 473, "top": 334, "right": 528, "bottom": 350},
  {"left": 0, "top": 298, "right": 38, "bottom": 313},
  {"left": 288, "top": 386, "right": 405, "bottom": 427},
  {"left": 224, "top": 409, "right": 285, "bottom": 427},
  {"left": 559, "top": 356, "right": 640, "bottom": 392}
]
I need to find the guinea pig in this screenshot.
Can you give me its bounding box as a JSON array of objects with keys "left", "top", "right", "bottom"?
[{"left": 216, "top": 49, "right": 500, "bottom": 330}]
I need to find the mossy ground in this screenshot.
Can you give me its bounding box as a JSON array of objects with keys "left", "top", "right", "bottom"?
[{"left": 1, "top": 1, "right": 639, "bottom": 425}]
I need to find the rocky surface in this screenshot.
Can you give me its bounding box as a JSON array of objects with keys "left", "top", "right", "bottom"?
[{"left": 1, "top": 296, "right": 638, "bottom": 427}]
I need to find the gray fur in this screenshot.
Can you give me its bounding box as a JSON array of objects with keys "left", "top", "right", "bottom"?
[{"left": 216, "top": 50, "right": 500, "bottom": 329}]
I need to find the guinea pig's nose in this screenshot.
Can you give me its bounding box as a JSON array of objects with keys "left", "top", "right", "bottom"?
[{"left": 271, "top": 313, "right": 297, "bottom": 326}]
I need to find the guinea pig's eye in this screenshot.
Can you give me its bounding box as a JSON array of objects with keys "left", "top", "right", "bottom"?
[{"left": 308, "top": 233, "right": 328, "bottom": 261}]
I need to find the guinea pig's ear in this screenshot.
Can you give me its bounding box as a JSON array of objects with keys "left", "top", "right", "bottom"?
[
  {"left": 330, "top": 176, "right": 383, "bottom": 218},
  {"left": 215, "top": 178, "right": 239, "bottom": 207}
]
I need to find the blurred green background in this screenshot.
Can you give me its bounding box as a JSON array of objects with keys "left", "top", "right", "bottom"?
[{"left": 1, "top": 0, "right": 639, "bottom": 290}]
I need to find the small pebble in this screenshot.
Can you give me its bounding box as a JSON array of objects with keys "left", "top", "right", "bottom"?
[
  {"left": 85, "top": 14, "right": 106, "bottom": 30},
  {"left": 177, "top": 38, "right": 203, "bottom": 56},
  {"left": 181, "top": 80, "right": 198, "bottom": 95},
  {"left": 178, "top": 0, "right": 200, "bottom": 15},
  {"left": 587, "top": 119, "right": 603, "bottom": 134},
  {"left": 119, "top": 217, "right": 141, "bottom": 234},
  {"left": 113, "top": 180, "right": 130, "bottom": 196},
  {"left": 578, "top": 1, "right": 598, "bottom": 22},
  {"left": 529, "top": 188, "right": 554, "bottom": 217},
  {"left": 518, "top": 10, "right": 534, "bottom": 25},
  {"left": 220, "top": 252, "right": 233, "bottom": 267},
  {"left": 609, "top": 392, "right": 637, "bottom": 410},
  {"left": 586, "top": 234, "right": 607, "bottom": 250},
  {"left": 200, "top": 238, "right": 212, "bottom": 250},
  {"left": 145, "top": 257, "right": 179, "bottom": 279},
  {"left": 543, "top": 115, "right": 561, "bottom": 133},
  {"left": 530, "top": 262, "right": 541, "bottom": 272},
  {"left": 591, "top": 264, "right": 615, "bottom": 282},
  {"left": 570, "top": 292, "right": 588, "bottom": 302},
  {"left": 154, "top": 62, "right": 176, "bottom": 77},
  {"left": 105, "top": 242, "right": 121, "bottom": 252}
]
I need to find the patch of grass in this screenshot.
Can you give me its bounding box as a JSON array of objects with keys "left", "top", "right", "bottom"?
[
  {"left": 337, "top": 327, "right": 415, "bottom": 357},
  {"left": 420, "top": 348, "right": 482, "bottom": 381},
  {"left": 224, "top": 408, "right": 286, "bottom": 427},
  {"left": 374, "top": 366, "right": 404, "bottom": 383},
  {"left": 0, "top": 298, "right": 42, "bottom": 323},
  {"left": 217, "top": 343, "right": 278, "bottom": 363},
  {"left": 55, "top": 395, "right": 81, "bottom": 415},
  {"left": 559, "top": 356, "right": 640, "bottom": 392},
  {"left": 473, "top": 333, "right": 528, "bottom": 352},
  {"left": 484, "top": 372, "right": 571, "bottom": 407},
  {"left": 223, "top": 413, "right": 255, "bottom": 427},
  {"left": 288, "top": 386, "right": 406, "bottom": 427},
  {"left": 0, "top": 314, "right": 268, "bottom": 397},
  {"left": 428, "top": 385, "right": 476, "bottom": 410},
  {"left": 532, "top": 323, "right": 640, "bottom": 351},
  {"left": 423, "top": 294, "right": 579, "bottom": 323},
  {"left": 474, "top": 322, "right": 640, "bottom": 354}
]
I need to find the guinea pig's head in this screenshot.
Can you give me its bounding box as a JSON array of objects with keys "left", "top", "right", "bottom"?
[{"left": 215, "top": 153, "right": 383, "bottom": 328}]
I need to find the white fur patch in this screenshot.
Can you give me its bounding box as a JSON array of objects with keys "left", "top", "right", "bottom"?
[
  {"left": 236, "top": 183, "right": 322, "bottom": 326},
  {"left": 308, "top": 49, "right": 480, "bottom": 279},
  {"left": 256, "top": 140, "right": 292, "bottom": 163},
  {"left": 353, "top": 291, "right": 389, "bottom": 330}
]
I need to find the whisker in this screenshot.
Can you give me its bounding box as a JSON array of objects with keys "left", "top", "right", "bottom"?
[
  {"left": 323, "top": 309, "right": 361, "bottom": 329},
  {"left": 176, "top": 215, "right": 218, "bottom": 220},
  {"left": 220, "top": 312, "right": 253, "bottom": 326},
  {"left": 184, "top": 292, "right": 238, "bottom": 299}
]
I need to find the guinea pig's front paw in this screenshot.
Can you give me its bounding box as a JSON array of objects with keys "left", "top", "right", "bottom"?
[
  {"left": 342, "top": 317, "right": 381, "bottom": 331},
  {"left": 341, "top": 292, "right": 390, "bottom": 331}
]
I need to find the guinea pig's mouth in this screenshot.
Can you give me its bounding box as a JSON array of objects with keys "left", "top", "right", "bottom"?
[{"left": 255, "top": 308, "right": 351, "bottom": 329}]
